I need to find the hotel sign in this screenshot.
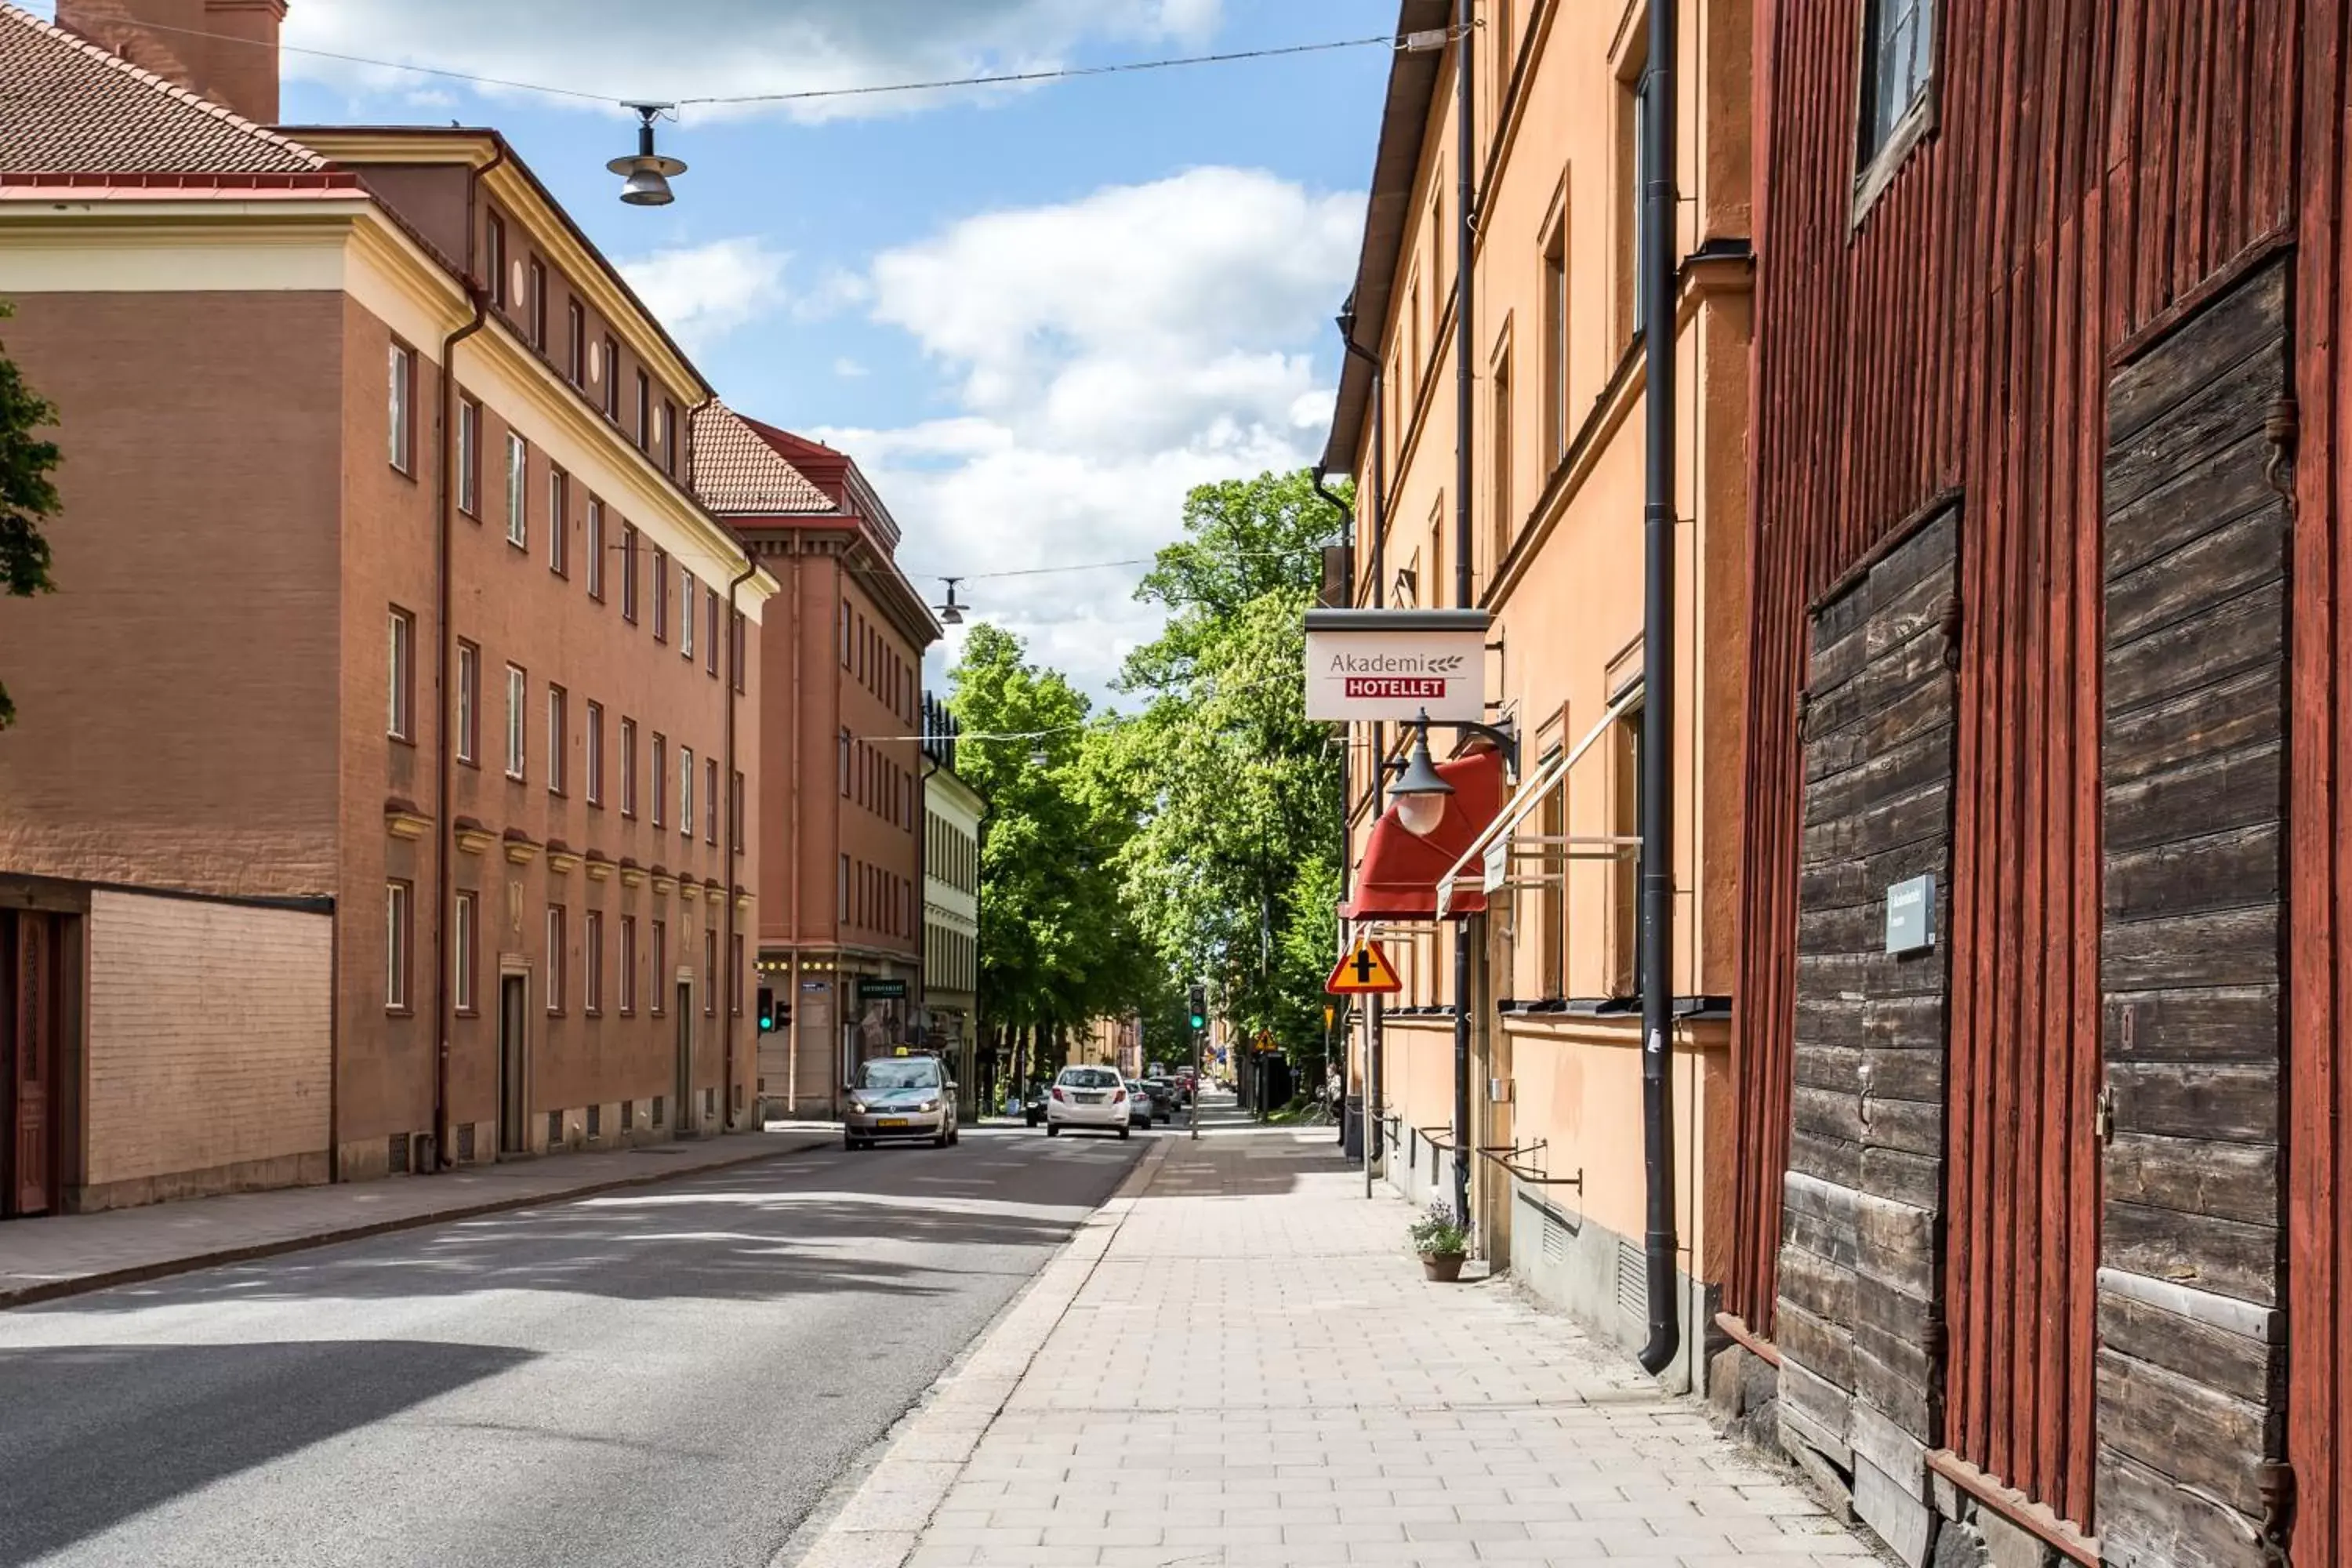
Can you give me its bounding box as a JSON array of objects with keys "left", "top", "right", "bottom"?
[{"left": 1303, "top": 609, "right": 1490, "bottom": 723}]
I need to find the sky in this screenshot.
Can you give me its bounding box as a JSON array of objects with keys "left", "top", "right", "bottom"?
[{"left": 42, "top": 0, "right": 1392, "bottom": 703}]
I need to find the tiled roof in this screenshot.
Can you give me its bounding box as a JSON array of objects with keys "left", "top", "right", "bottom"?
[
  {"left": 692, "top": 401, "right": 835, "bottom": 516},
  {"left": 0, "top": 4, "right": 326, "bottom": 176}
]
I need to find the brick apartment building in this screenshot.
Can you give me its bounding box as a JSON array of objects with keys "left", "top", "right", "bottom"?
[
  {"left": 693, "top": 405, "right": 937, "bottom": 1120},
  {"left": 0, "top": 0, "right": 772, "bottom": 1216}
]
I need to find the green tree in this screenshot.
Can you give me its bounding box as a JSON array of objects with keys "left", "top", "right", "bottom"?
[{"left": 0, "top": 301, "right": 62, "bottom": 731}]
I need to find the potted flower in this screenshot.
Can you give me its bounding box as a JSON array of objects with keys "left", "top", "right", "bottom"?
[{"left": 1409, "top": 1202, "right": 1471, "bottom": 1282}]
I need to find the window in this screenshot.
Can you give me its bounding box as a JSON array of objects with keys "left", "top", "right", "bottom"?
[
  {"left": 620, "top": 717, "right": 638, "bottom": 817},
  {"left": 1542, "top": 209, "right": 1570, "bottom": 462},
  {"left": 681, "top": 571, "right": 696, "bottom": 660},
  {"left": 706, "top": 588, "right": 720, "bottom": 676},
  {"left": 705, "top": 758, "right": 718, "bottom": 846},
  {"left": 546, "top": 684, "right": 567, "bottom": 796},
  {"left": 839, "top": 854, "right": 850, "bottom": 921},
  {"left": 387, "top": 342, "right": 415, "bottom": 474},
  {"left": 586, "top": 499, "right": 605, "bottom": 601},
  {"left": 486, "top": 212, "right": 507, "bottom": 308},
  {"left": 457, "top": 397, "right": 481, "bottom": 516},
  {"left": 680, "top": 745, "right": 695, "bottom": 838},
  {"left": 654, "top": 550, "right": 670, "bottom": 641},
  {"left": 506, "top": 433, "right": 528, "bottom": 548},
  {"left": 651, "top": 733, "right": 666, "bottom": 827},
  {"left": 1612, "top": 701, "right": 1646, "bottom": 998},
  {"left": 621, "top": 524, "right": 639, "bottom": 622},
  {"left": 652, "top": 920, "right": 667, "bottom": 1014},
  {"left": 567, "top": 299, "right": 586, "bottom": 386},
  {"left": 1859, "top": 0, "right": 1936, "bottom": 169},
  {"left": 635, "top": 369, "right": 652, "bottom": 450},
  {"left": 456, "top": 641, "right": 480, "bottom": 765},
  {"left": 730, "top": 609, "right": 746, "bottom": 691},
  {"left": 455, "top": 889, "right": 477, "bottom": 1014},
  {"left": 546, "top": 906, "right": 567, "bottom": 1014},
  {"left": 602, "top": 336, "right": 621, "bottom": 419},
  {"left": 731, "top": 932, "right": 745, "bottom": 1017},
  {"left": 662, "top": 399, "right": 680, "bottom": 477},
  {"left": 548, "top": 467, "right": 568, "bottom": 578},
  {"left": 387, "top": 880, "right": 412, "bottom": 1011},
  {"left": 839, "top": 729, "right": 851, "bottom": 796},
  {"left": 703, "top": 931, "right": 717, "bottom": 1017},
  {"left": 585, "top": 909, "right": 604, "bottom": 1015},
  {"left": 732, "top": 770, "right": 745, "bottom": 851},
  {"left": 1490, "top": 342, "right": 1513, "bottom": 565},
  {"left": 586, "top": 700, "right": 604, "bottom": 806},
  {"left": 506, "top": 664, "right": 527, "bottom": 779},
  {"left": 1623, "top": 67, "right": 1650, "bottom": 339},
  {"left": 620, "top": 914, "right": 637, "bottom": 1014},
  {"left": 387, "top": 607, "right": 414, "bottom": 741},
  {"left": 528, "top": 257, "right": 547, "bottom": 350},
  {"left": 839, "top": 602, "right": 852, "bottom": 666}
]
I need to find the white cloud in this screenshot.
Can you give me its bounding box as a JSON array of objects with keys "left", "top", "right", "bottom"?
[
  {"left": 277, "top": 0, "right": 1224, "bottom": 122},
  {"left": 618, "top": 237, "right": 790, "bottom": 354},
  {"left": 833, "top": 358, "right": 871, "bottom": 379},
  {"left": 824, "top": 167, "right": 1360, "bottom": 699}
]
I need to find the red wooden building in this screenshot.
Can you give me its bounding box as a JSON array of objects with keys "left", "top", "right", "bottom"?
[{"left": 1719, "top": 3, "right": 2350, "bottom": 1565}]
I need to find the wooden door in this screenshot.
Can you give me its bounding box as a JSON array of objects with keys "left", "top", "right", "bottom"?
[
  {"left": 674, "top": 983, "right": 693, "bottom": 1132},
  {"left": 499, "top": 975, "right": 528, "bottom": 1155},
  {"left": 5, "top": 911, "right": 60, "bottom": 1217}
]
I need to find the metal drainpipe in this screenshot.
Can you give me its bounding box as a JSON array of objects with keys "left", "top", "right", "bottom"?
[
  {"left": 1450, "top": 0, "right": 1478, "bottom": 1230},
  {"left": 1337, "top": 311, "right": 1387, "bottom": 1201},
  {"left": 1635, "top": 0, "right": 1682, "bottom": 1378},
  {"left": 431, "top": 136, "right": 506, "bottom": 1172},
  {"left": 724, "top": 547, "right": 757, "bottom": 1130},
  {"left": 786, "top": 546, "right": 804, "bottom": 1114}
]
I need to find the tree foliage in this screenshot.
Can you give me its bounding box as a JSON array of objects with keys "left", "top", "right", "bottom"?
[{"left": 0, "top": 300, "right": 62, "bottom": 731}]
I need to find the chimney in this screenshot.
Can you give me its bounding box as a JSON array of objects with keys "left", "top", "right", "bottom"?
[{"left": 55, "top": 0, "right": 286, "bottom": 125}]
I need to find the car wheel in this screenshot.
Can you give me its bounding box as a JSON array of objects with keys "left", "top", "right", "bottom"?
[
  {"left": 933, "top": 1124, "right": 952, "bottom": 1149},
  {"left": 844, "top": 1136, "right": 862, "bottom": 1151},
  {"left": 1046, "top": 1124, "right": 1059, "bottom": 1137},
  {"left": 1120, "top": 1125, "right": 1131, "bottom": 1141}
]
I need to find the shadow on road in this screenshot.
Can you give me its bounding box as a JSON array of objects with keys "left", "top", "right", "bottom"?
[{"left": 0, "top": 1339, "right": 534, "bottom": 1566}]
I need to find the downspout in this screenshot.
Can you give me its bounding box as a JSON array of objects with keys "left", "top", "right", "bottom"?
[
  {"left": 433, "top": 136, "right": 506, "bottom": 1171},
  {"left": 1338, "top": 309, "right": 1388, "bottom": 1201},
  {"left": 1636, "top": 0, "right": 1682, "bottom": 1377},
  {"left": 724, "top": 543, "right": 756, "bottom": 1131},
  {"left": 1450, "top": 0, "right": 1478, "bottom": 1230},
  {"left": 786, "top": 547, "right": 804, "bottom": 1114}
]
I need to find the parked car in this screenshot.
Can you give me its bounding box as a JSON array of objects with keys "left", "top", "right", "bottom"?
[
  {"left": 1046, "top": 1065, "right": 1131, "bottom": 1138},
  {"left": 1140, "top": 1077, "right": 1178, "bottom": 1122},
  {"left": 844, "top": 1051, "right": 958, "bottom": 1150},
  {"left": 1123, "top": 1080, "right": 1156, "bottom": 1129}
]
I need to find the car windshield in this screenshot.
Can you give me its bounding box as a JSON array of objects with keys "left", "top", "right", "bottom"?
[
  {"left": 1060, "top": 1068, "right": 1120, "bottom": 1089},
  {"left": 857, "top": 1058, "right": 940, "bottom": 1090}
]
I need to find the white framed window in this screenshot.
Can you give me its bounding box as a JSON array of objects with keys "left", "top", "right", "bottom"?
[
  {"left": 586, "top": 700, "right": 604, "bottom": 806},
  {"left": 1859, "top": 0, "right": 1936, "bottom": 166},
  {"left": 506, "top": 432, "right": 528, "bottom": 548},
  {"left": 586, "top": 499, "right": 605, "bottom": 601},
  {"left": 454, "top": 889, "right": 477, "bottom": 1014},
  {"left": 585, "top": 909, "right": 604, "bottom": 1015},
  {"left": 546, "top": 684, "right": 567, "bottom": 796},
  {"left": 546, "top": 906, "right": 567, "bottom": 1015},
  {"left": 386, "top": 880, "right": 412, "bottom": 1011},
  {"left": 681, "top": 572, "right": 696, "bottom": 660},
  {"left": 457, "top": 397, "right": 481, "bottom": 516},
  {"left": 548, "top": 468, "right": 569, "bottom": 577},
  {"left": 620, "top": 914, "right": 637, "bottom": 1014},
  {"left": 387, "top": 343, "right": 414, "bottom": 474},
  {"left": 620, "top": 717, "right": 638, "bottom": 817},
  {"left": 680, "top": 745, "right": 695, "bottom": 838},
  {"left": 652, "top": 733, "right": 666, "bottom": 828},
  {"left": 387, "top": 607, "right": 414, "bottom": 741},
  {"left": 506, "top": 664, "right": 527, "bottom": 779},
  {"left": 456, "top": 641, "right": 479, "bottom": 764},
  {"left": 705, "top": 758, "right": 717, "bottom": 847}
]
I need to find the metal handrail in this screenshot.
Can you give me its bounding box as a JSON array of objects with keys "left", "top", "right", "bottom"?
[{"left": 1475, "top": 1139, "right": 1585, "bottom": 1189}]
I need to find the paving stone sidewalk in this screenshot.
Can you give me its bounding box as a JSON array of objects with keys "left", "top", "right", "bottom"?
[
  {"left": 0, "top": 1125, "right": 835, "bottom": 1305},
  {"left": 796, "top": 1109, "right": 1876, "bottom": 1568}
]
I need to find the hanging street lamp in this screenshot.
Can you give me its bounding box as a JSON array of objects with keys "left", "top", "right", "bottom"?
[{"left": 610, "top": 103, "right": 687, "bottom": 206}]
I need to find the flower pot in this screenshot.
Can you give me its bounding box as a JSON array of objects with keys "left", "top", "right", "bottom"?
[{"left": 1421, "top": 1251, "right": 1466, "bottom": 1282}]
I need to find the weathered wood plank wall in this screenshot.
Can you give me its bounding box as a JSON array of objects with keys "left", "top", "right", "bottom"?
[{"left": 1730, "top": 0, "right": 2297, "bottom": 1538}]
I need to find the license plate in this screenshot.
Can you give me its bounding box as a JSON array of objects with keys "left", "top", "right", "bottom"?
[
  {"left": 1078, "top": 1094, "right": 1104, "bottom": 1104},
  {"left": 878, "top": 1117, "right": 909, "bottom": 1128}
]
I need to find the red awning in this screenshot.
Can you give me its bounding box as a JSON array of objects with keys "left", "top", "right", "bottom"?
[{"left": 1341, "top": 744, "right": 1506, "bottom": 920}]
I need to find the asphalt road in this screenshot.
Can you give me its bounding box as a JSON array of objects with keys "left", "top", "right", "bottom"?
[{"left": 0, "top": 1121, "right": 1149, "bottom": 1568}]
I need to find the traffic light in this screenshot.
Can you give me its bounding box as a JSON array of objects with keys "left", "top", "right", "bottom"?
[
  {"left": 1187, "top": 984, "right": 1207, "bottom": 1032},
  {"left": 757, "top": 987, "right": 776, "bottom": 1033}
]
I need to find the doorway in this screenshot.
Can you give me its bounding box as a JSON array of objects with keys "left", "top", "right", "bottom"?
[
  {"left": 674, "top": 981, "right": 694, "bottom": 1134},
  {"left": 2, "top": 911, "right": 64, "bottom": 1218},
  {"left": 499, "top": 974, "right": 528, "bottom": 1155}
]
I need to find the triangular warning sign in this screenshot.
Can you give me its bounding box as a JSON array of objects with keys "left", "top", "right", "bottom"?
[{"left": 1325, "top": 938, "right": 1402, "bottom": 996}]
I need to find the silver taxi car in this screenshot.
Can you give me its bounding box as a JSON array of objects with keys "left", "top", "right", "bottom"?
[{"left": 844, "top": 1051, "right": 959, "bottom": 1149}]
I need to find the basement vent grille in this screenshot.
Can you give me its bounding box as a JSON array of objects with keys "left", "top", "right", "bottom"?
[
  {"left": 621, "top": 1099, "right": 636, "bottom": 1131},
  {"left": 1617, "top": 1237, "right": 1646, "bottom": 1322},
  {"left": 652, "top": 1095, "right": 666, "bottom": 1128},
  {"left": 547, "top": 1110, "right": 563, "bottom": 1148},
  {"left": 1543, "top": 1210, "right": 1569, "bottom": 1265},
  {"left": 388, "top": 1133, "right": 410, "bottom": 1174},
  {"left": 456, "top": 1123, "right": 475, "bottom": 1163},
  {"left": 703, "top": 1088, "right": 717, "bottom": 1122},
  {"left": 587, "top": 1105, "right": 602, "bottom": 1139}
]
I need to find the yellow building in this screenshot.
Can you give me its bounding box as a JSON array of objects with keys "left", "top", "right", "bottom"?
[{"left": 1323, "top": 0, "right": 1751, "bottom": 1386}]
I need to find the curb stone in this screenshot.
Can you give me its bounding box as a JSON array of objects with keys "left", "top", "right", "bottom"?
[{"left": 780, "top": 1134, "right": 1174, "bottom": 1568}]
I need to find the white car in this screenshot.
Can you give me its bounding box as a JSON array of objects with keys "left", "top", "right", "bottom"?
[{"left": 1045, "top": 1065, "right": 1131, "bottom": 1138}]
